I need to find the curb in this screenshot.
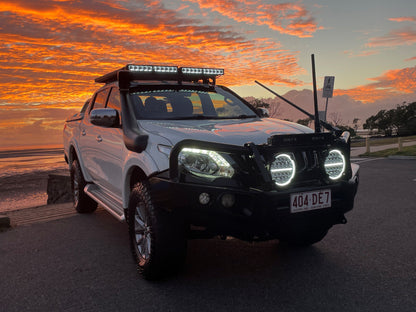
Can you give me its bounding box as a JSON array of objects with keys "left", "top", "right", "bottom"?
[
  {"left": 2, "top": 203, "right": 105, "bottom": 228},
  {"left": 5, "top": 202, "right": 74, "bottom": 227},
  {"left": 388, "top": 155, "right": 416, "bottom": 160}
]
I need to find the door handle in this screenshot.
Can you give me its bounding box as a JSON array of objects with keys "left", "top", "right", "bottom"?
[
  {"left": 81, "top": 129, "right": 86, "bottom": 136},
  {"left": 96, "top": 135, "right": 103, "bottom": 143}
]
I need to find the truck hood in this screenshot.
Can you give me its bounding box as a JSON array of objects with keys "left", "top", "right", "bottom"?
[{"left": 139, "top": 118, "right": 313, "bottom": 147}]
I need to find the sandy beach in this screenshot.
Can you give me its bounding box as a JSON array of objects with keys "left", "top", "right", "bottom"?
[
  {"left": 0, "top": 147, "right": 68, "bottom": 213},
  {"left": 0, "top": 169, "right": 70, "bottom": 213}
]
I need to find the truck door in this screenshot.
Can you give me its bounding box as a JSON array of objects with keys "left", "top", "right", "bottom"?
[
  {"left": 79, "top": 87, "right": 110, "bottom": 183},
  {"left": 92, "top": 87, "right": 124, "bottom": 197}
]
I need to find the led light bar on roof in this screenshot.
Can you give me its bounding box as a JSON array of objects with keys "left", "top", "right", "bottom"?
[
  {"left": 127, "top": 65, "right": 178, "bottom": 73},
  {"left": 182, "top": 67, "right": 203, "bottom": 74},
  {"left": 96, "top": 64, "right": 224, "bottom": 85},
  {"left": 181, "top": 67, "right": 224, "bottom": 76},
  {"left": 203, "top": 68, "right": 224, "bottom": 75}
]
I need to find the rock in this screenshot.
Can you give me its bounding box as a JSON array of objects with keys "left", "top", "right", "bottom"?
[
  {"left": 47, "top": 171, "right": 73, "bottom": 204},
  {"left": 0, "top": 215, "right": 10, "bottom": 230}
]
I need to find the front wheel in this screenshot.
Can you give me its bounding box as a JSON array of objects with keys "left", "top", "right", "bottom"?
[{"left": 128, "top": 181, "right": 187, "bottom": 280}]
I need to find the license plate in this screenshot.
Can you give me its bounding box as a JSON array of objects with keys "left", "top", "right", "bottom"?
[{"left": 290, "top": 189, "right": 331, "bottom": 213}]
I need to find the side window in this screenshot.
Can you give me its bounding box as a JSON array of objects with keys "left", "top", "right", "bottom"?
[
  {"left": 91, "top": 88, "right": 110, "bottom": 110},
  {"left": 80, "top": 99, "right": 91, "bottom": 113},
  {"left": 106, "top": 88, "right": 121, "bottom": 111}
]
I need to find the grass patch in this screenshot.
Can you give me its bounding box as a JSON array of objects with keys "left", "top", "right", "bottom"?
[{"left": 359, "top": 145, "right": 416, "bottom": 157}]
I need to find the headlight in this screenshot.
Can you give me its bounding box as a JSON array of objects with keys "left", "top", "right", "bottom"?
[
  {"left": 325, "top": 149, "right": 346, "bottom": 180},
  {"left": 178, "top": 148, "right": 234, "bottom": 178},
  {"left": 270, "top": 153, "right": 296, "bottom": 186}
]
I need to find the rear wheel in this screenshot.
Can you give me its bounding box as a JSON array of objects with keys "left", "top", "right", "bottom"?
[
  {"left": 70, "top": 159, "right": 97, "bottom": 213},
  {"left": 128, "top": 181, "right": 187, "bottom": 280}
]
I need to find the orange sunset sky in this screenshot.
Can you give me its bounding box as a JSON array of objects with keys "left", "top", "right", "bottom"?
[{"left": 1, "top": 0, "right": 416, "bottom": 148}]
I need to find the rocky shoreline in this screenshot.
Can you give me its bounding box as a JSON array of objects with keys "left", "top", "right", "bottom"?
[{"left": 0, "top": 168, "right": 70, "bottom": 213}]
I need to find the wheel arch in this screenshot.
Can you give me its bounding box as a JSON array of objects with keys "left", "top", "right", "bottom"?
[
  {"left": 68, "top": 143, "right": 92, "bottom": 182},
  {"left": 122, "top": 150, "right": 161, "bottom": 209},
  {"left": 69, "top": 144, "right": 78, "bottom": 164},
  {"left": 123, "top": 165, "right": 148, "bottom": 209}
]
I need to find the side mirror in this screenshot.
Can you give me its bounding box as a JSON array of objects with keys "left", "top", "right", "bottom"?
[
  {"left": 256, "top": 107, "right": 270, "bottom": 118},
  {"left": 90, "top": 108, "right": 120, "bottom": 128}
]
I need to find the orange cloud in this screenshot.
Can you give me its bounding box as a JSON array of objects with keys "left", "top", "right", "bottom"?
[
  {"left": 368, "top": 16, "right": 416, "bottom": 47},
  {"left": 368, "top": 27, "right": 416, "bottom": 47},
  {"left": 183, "top": 0, "right": 322, "bottom": 37},
  {"left": 0, "top": 0, "right": 307, "bottom": 146},
  {"left": 0, "top": 0, "right": 303, "bottom": 99},
  {"left": 335, "top": 66, "right": 416, "bottom": 103},
  {"left": 343, "top": 50, "right": 379, "bottom": 58},
  {"left": 389, "top": 16, "right": 416, "bottom": 23}
]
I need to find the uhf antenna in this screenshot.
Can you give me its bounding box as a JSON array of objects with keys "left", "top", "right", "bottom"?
[
  {"left": 255, "top": 54, "right": 340, "bottom": 134},
  {"left": 311, "top": 54, "right": 321, "bottom": 133}
]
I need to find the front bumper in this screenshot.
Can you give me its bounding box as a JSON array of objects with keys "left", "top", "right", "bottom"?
[
  {"left": 149, "top": 173, "right": 358, "bottom": 241},
  {"left": 148, "top": 134, "right": 359, "bottom": 241}
]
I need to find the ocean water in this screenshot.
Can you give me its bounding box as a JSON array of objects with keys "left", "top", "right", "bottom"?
[
  {"left": 0, "top": 147, "right": 68, "bottom": 212},
  {"left": 0, "top": 148, "right": 67, "bottom": 178}
]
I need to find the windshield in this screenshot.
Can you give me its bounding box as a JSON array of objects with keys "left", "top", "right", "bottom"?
[{"left": 130, "top": 86, "right": 257, "bottom": 120}]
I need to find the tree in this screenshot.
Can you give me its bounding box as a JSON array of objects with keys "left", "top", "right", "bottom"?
[
  {"left": 352, "top": 118, "right": 360, "bottom": 132},
  {"left": 247, "top": 98, "right": 269, "bottom": 109},
  {"left": 363, "top": 102, "right": 416, "bottom": 136},
  {"left": 328, "top": 112, "right": 343, "bottom": 126},
  {"left": 296, "top": 118, "right": 312, "bottom": 127},
  {"left": 246, "top": 97, "right": 282, "bottom": 118}
]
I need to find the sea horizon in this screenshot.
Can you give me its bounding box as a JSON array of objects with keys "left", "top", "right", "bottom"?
[
  {"left": 0, "top": 143, "right": 64, "bottom": 153},
  {"left": 0, "top": 145, "right": 67, "bottom": 179}
]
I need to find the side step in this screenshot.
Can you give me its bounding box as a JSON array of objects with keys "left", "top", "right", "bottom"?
[{"left": 84, "top": 184, "right": 125, "bottom": 221}]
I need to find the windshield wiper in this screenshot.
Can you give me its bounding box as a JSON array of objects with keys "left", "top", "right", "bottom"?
[
  {"left": 233, "top": 114, "right": 258, "bottom": 119},
  {"left": 160, "top": 114, "right": 257, "bottom": 120},
  {"left": 169, "top": 115, "right": 219, "bottom": 120}
]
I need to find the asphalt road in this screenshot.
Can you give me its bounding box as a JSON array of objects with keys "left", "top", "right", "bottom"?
[{"left": 1, "top": 158, "right": 416, "bottom": 312}]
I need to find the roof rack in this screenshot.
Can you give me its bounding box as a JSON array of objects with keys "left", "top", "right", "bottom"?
[{"left": 95, "top": 64, "right": 224, "bottom": 88}]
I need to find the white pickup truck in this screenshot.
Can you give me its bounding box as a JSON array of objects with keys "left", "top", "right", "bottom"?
[{"left": 63, "top": 64, "right": 359, "bottom": 280}]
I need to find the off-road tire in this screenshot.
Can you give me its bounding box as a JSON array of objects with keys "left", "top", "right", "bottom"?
[
  {"left": 70, "top": 159, "right": 97, "bottom": 213},
  {"left": 128, "top": 181, "right": 187, "bottom": 280}
]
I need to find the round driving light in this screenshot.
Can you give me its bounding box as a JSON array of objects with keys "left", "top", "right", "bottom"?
[
  {"left": 270, "top": 153, "right": 296, "bottom": 186},
  {"left": 221, "top": 193, "right": 235, "bottom": 208},
  {"left": 199, "top": 193, "right": 210, "bottom": 205},
  {"left": 325, "top": 149, "right": 346, "bottom": 180}
]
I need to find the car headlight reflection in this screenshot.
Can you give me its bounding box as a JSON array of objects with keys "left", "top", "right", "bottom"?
[
  {"left": 270, "top": 153, "right": 296, "bottom": 186},
  {"left": 178, "top": 148, "right": 234, "bottom": 178},
  {"left": 325, "top": 149, "right": 346, "bottom": 180}
]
